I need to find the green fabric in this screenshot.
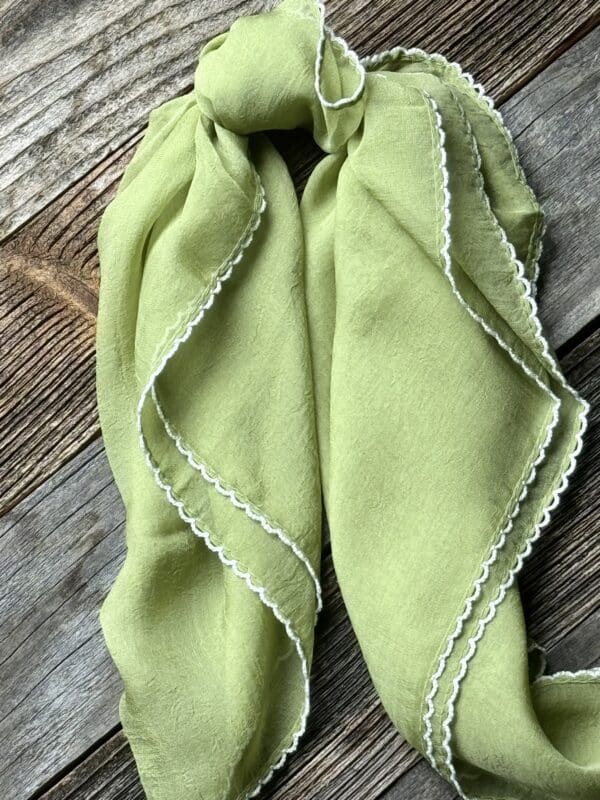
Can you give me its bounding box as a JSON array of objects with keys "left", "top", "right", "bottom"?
[{"left": 96, "top": 2, "right": 600, "bottom": 798}]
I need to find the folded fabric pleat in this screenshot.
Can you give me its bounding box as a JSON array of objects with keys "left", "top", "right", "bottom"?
[{"left": 96, "top": 2, "right": 599, "bottom": 798}]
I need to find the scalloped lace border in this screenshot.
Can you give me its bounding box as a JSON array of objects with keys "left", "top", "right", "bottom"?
[
  {"left": 135, "top": 176, "right": 317, "bottom": 798},
  {"left": 422, "top": 88, "right": 589, "bottom": 800},
  {"left": 150, "top": 384, "right": 323, "bottom": 614}
]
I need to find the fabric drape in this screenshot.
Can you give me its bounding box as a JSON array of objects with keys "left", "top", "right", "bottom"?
[{"left": 96, "top": 2, "right": 599, "bottom": 798}]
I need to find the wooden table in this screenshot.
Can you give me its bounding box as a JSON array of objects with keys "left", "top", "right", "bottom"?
[{"left": 1, "top": 1, "right": 599, "bottom": 798}]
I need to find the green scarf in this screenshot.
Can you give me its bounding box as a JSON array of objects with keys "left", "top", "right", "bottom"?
[{"left": 96, "top": 2, "right": 600, "bottom": 798}]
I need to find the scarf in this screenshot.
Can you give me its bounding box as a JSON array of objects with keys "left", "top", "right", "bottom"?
[{"left": 96, "top": 2, "right": 600, "bottom": 798}]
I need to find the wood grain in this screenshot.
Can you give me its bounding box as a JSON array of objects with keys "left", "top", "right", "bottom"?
[
  {"left": 0, "top": 439, "right": 124, "bottom": 800},
  {"left": 383, "top": 759, "right": 459, "bottom": 800},
  {"left": 0, "top": 138, "right": 132, "bottom": 513},
  {"left": 2, "top": 25, "right": 600, "bottom": 516},
  {"left": 2, "top": 321, "right": 598, "bottom": 800},
  {"left": 1, "top": 5, "right": 600, "bottom": 796},
  {"left": 521, "top": 323, "right": 600, "bottom": 644},
  {"left": 501, "top": 25, "right": 600, "bottom": 347},
  {"left": 1, "top": 0, "right": 598, "bottom": 240},
  {"left": 0, "top": 0, "right": 275, "bottom": 240},
  {"left": 34, "top": 612, "right": 600, "bottom": 800},
  {"left": 0, "top": 436, "right": 417, "bottom": 800}
]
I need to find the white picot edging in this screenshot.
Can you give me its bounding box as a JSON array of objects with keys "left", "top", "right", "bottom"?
[
  {"left": 135, "top": 173, "right": 319, "bottom": 799},
  {"left": 314, "top": 0, "right": 365, "bottom": 109},
  {"left": 534, "top": 667, "right": 600, "bottom": 686},
  {"left": 360, "top": 45, "right": 545, "bottom": 294},
  {"left": 421, "top": 94, "right": 590, "bottom": 800},
  {"left": 130, "top": 4, "right": 592, "bottom": 795},
  {"left": 150, "top": 383, "right": 323, "bottom": 615}
]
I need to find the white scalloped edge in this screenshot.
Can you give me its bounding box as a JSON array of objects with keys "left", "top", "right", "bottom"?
[
  {"left": 361, "top": 45, "right": 544, "bottom": 295},
  {"left": 127, "top": 9, "right": 592, "bottom": 795},
  {"left": 424, "top": 95, "right": 590, "bottom": 800},
  {"left": 140, "top": 444, "right": 311, "bottom": 797},
  {"left": 135, "top": 174, "right": 314, "bottom": 798},
  {"left": 457, "top": 111, "right": 544, "bottom": 344},
  {"left": 150, "top": 384, "right": 323, "bottom": 614},
  {"left": 314, "top": 0, "right": 365, "bottom": 109},
  {"left": 440, "top": 425, "right": 587, "bottom": 800},
  {"left": 463, "top": 121, "right": 576, "bottom": 396},
  {"left": 421, "top": 91, "right": 561, "bottom": 770},
  {"left": 534, "top": 667, "right": 600, "bottom": 686}
]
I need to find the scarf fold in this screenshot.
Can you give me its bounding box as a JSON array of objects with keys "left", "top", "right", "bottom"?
[{"left": 96, "top": 2, "right": 599, "bottom": 798}]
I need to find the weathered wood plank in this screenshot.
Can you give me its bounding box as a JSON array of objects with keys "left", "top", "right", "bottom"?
[
  {"left": 39, "top": 608, "right": 600, "bottom": 800},
  {"left": 0, "top": 436, "right": 416, "bottom": 799},
  {"left": 2, "top": 26, "right": 599, "bottom": 516},
  {"left": 0, "top": 0, "right": 275, "bottom": 240},
  {"left": 4, "top": 319, "right": 599, "bottom": 800},
  {"left": 0, "top": 439, "right": 124, "bottom": 800},
  {"left": 0, "top": 138, "right": 133, "bottom": 513},
  {"left": 382, "top": 759, "right": 459, "bottom": 800},
  {"left": 501, "top": 26, "right": 600, "bottom": 347},
  {"left": 1, "top": 0, "right": 597, "bottom": 240},
  {"left": 520, "top": 323, "right": 600, "bottom": 645}
]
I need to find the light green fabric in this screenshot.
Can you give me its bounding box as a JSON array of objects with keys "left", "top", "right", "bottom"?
[{"left": 96, "top": 2, "right": 600, "bottom": 798}]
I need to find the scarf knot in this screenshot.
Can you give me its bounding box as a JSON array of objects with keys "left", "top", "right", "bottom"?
[{"left": 195, "top": 0, "right": 365, "bottom": 152}]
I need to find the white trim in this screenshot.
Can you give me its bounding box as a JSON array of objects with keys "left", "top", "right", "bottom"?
[
  {"left": 314, "top": 1, "right": 365, "bottom": 109},
  {"left": 421, "top": 91, "right": 561, "bottom": 773},
  {"left": 361, "top": 45, "right": 545, "bottom": 295},
  {"left": 534, "top": 667, "right": 600, "bottom": 686},
  {"left": 460, "top": 115, "right": 544, "bottom": 339},
  {"left": 423, "top": 95, "right": 589, "bottom": 800},
  {"left": 464, "top": 126, "right": 573, "bottom": 394},
  {"left": 141, "top": 446, "right": 311, "bottom": 798},
  {"left": 150, "top": 384, "right": 323, "bottom": 614},
  {"left": 135, "top": 175, "right": 314, "bottom": 797},
  {"left": 126, "top": 12, "right": 592, "bottom": 795}
]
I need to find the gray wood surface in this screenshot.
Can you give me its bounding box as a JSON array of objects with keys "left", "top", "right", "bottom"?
[
  {"left": 2, "top": 25, "right": 599, "bottom": 517},
  {"left": 1, "top": 0, "right": 597, "bottom": 241},
  {"left": 0, "top": 0, "right": 275, "bottom": 240},
  {"left": 0, "top": 439, "right": 124, "bottom": 799},
  {"left": 502, "top": 25, "right": 600, "bottom": 347},
  {"left": 384, "top": 760, "right": 459, "bottom": 800},
  {"left": 0, "top": 438, "right": 418, "bottom": 800},
  {"left": 3, "top": 322, "right": 599, "bottom": 800}
]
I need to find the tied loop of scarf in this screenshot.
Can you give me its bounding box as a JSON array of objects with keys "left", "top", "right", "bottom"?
[
  {"left": 195, "top": 0, "right": 367, "bottom": 151},
  {"left": 96, "top": 2, "right": 600, "bottom": 799}
]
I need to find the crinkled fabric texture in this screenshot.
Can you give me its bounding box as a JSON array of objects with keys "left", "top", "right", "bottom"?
[{"left": 96, "top": 1, "right": 600, "bottom": 799}]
